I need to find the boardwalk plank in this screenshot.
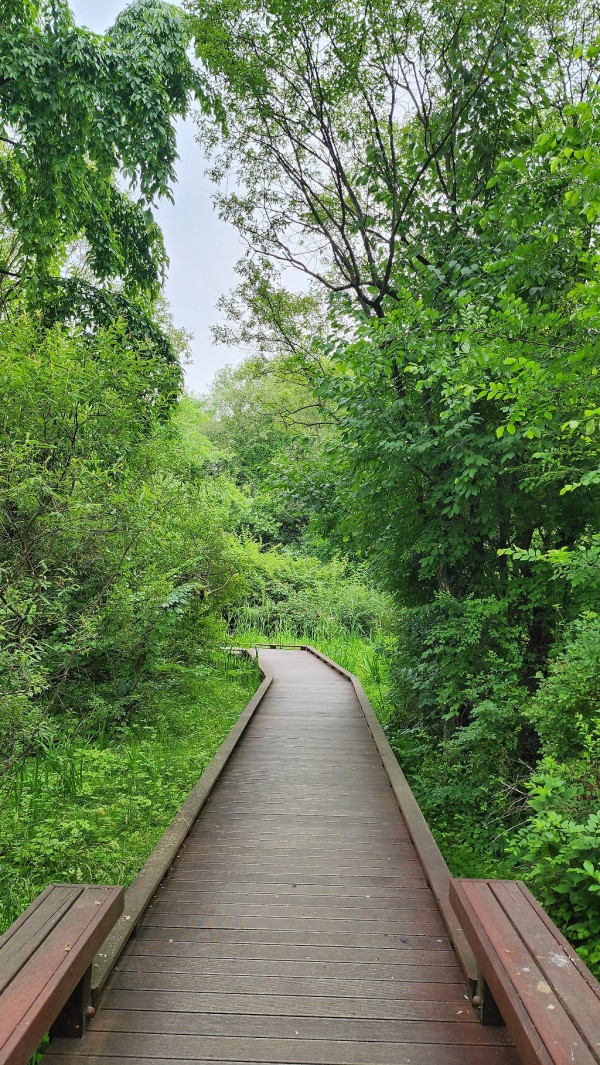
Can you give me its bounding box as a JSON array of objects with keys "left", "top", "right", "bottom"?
[
  {"left": 156, "top": 886, "right": 437, "bottom": 905},
  {"left": 91, "top": 1009, "right": 514, "bottom": 1045},
  {"left": 136, "top": 925, "right": 457, "bottom": 948},
  {"left": 146, "top": 899, "right": 440, "bottom": 918},
  {"left": 47, "top": 1052, "right": 520, "bottom": 1065},
  {"left": 122, "top": 939, "right": 454, "bottom": 962},
  {"left": 115, "top": 954, "right": 461, "bottom": 977},
  {"left": 100, "top": 989, "right": 474, "bottom": 1021},
  {"left": 108, "top": 971, "right": 465, "bottom": 999},
  {"left": 47, "top": 1032, "right": 519, "bottom": 1064}
]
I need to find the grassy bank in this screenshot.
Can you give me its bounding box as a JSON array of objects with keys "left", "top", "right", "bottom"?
[
  {"left": 0, "top": 652, "right": 258, "bottom": 933},
  {"left": 232, "top": 624, "right": 392, "bottom": 718}
]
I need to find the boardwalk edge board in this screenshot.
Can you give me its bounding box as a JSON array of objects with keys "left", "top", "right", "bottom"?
[
  {"left": 91, "top": 662, "right": 273, "bottom": 1001},
  {"left": 299, "top": 644, "right": 478, "bottom": 990}
]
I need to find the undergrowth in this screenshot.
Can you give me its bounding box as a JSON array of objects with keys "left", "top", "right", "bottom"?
[{"left": 0, "top": 652, "right": 258, "bottom": 933}]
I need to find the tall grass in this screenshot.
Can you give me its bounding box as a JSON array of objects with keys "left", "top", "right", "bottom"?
[
  {"left": 0, "top": 652, "right": 257, "bottom": 933},
  {"left": 231, "top": 621, "right": 392, "bottom": 717}
]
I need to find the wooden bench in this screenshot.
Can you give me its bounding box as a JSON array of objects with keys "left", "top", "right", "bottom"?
[
  {"left": 450, "top": 878, "right": 600, "bottom": 1065},
  {"left": 0, "top": 882, "right": 123, "bottom": 1065}
]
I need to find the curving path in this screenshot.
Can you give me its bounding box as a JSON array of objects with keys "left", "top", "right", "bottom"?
[{"left": 46, "top": 648, "right": 518, "bottom": 1065}]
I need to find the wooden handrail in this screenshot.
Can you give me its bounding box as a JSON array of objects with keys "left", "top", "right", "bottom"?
[
  {"left": 0, "top": 884, "right": 123, "bottom": 1065},
  {"left": 450, "top": 878, "right": 600, "bottom": 1061}
]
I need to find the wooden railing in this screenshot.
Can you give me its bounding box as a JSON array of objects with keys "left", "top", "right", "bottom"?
[{"left": 451, "top": 877, "right": 600, "bottom": 1063}]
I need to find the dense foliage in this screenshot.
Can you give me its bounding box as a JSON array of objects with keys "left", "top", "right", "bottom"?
[
  {"left": 190, "top": 0, "right": 600, "bottom": 970},
  {"left": 0, "top": 4, "right": 391, "bottom": 928},
  {"left": 1, "top": 0, "right": 200, "bottom": 290}
]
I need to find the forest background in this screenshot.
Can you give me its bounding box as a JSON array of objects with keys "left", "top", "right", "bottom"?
[{"left": 1, "top": 0, "right": 600, "bottom": 977}]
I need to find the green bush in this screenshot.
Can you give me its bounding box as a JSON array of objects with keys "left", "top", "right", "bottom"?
[
  {"left": 527, "top": 612, "right": 600, "bottom": 758},
  {"left": 0, "top": 323, "right": 251, "bottom": 761},
  {"left": 390, "top": 596, "right": 528, "bottom": 777},
  {"left": 231, "top": 548, "right": 393, "bottom": 640},
  {"left": 507, "top": 750, "right": 600, "bottom": 973}
]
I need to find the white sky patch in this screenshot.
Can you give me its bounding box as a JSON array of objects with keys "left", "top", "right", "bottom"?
[{"left": 68, "top": 0, "right": 248, "bottom": 391}]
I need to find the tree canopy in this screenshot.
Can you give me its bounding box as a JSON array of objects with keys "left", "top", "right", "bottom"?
[{"left": 0, "top": 0, "right": 204, "bottom": 343}]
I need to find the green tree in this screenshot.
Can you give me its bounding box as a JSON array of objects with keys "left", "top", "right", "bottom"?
[
  {"left": 190, "top": 0, "right": 593, "bottom": 317},
  {"left": 0, "top": 0, "right": 204, "bottom": 322},
  {"left": 0, "top": 317, "right": 247, "bottom": 764},
  {"left": 192, "top": 0, "right": 600, "bottom": 623}
]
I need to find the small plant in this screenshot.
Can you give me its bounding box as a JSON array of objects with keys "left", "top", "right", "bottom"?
[{"left": 507, "top": 753, "right": 600, "bottom": 974}]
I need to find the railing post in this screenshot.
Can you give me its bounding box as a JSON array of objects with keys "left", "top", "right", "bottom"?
[
  {"left": 472, "top": 974, "right": 504, "bottom": 1026},
  {"left": 50, "top": 964, "right": 94, "bottom": 1039}
]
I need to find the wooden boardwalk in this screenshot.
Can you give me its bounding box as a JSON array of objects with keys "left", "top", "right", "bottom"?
[{"left": 46, "top": 648, "right": 518, "bottom": 1065}]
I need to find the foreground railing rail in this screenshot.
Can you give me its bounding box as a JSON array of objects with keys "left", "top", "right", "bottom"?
[
  {"left": 0, "top": 884, "right": 123, "bottom": 1065},
  {"left": 451, "top": 877, "right": 600, "bottom": 1063}
]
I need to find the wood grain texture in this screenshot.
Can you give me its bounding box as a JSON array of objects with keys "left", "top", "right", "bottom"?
[
  {"left": 47, "top": 1031, "right": 520, "bottom": 1065},
  {"left": 1, "top": 884, "right": 123, "bottom": 1065},
  {"left": 46, "top": 1050, "right": 520, "bottom": 1065},
  {"left": 450, "top": 878, "right": 600, "bottom": 1065},
  {"left": 99, "top": 989, "right": 476, "bottom": 1021},
  {"left": 45, "top": 649, "right": 515, "bottom": 1065},
  {"left": 0, "top": 885, "right": 83, "bottom": 996},
  {"left": 112, "top": 954, "right": 461, "bottom": 979},
  {"left": 90, "top": 1009, "right": 514, "bottom": 1045},
  {"left": 121, "top": 938, "right": 454, "bottom": 962}
]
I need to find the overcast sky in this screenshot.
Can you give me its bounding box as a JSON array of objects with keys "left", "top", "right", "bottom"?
[{"left": 69, "top": 0, "right": 246, "bottom": 394}]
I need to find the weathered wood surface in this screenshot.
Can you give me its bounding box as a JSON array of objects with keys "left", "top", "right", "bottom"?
[
  {"left": 302, "top": 644, "right": 478, "bottom": 985},
  {"left": 0, "top": 883, "right": 123, "bottom": 1065},
  {"left": 46, "top": 649, "right": 518, "bottom": 1065},
  {"left": 450, "top": 878, "right": 600, "bottom": 1064}
]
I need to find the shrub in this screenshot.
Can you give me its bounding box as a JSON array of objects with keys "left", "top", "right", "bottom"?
[
  {"left": 391, "top": 596, "right": 528, "bottom": 768},
  {"left": 231, "top": 548, "right": 393, "bottom": 639},
  {"left": 507, "top": 749, "right": 600, "bottom": 973},
  {"left": 527, "top": 612, "right": 600, "bottom": 758}
]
